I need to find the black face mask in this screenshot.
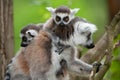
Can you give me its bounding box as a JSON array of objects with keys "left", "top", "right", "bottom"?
[
  {"left": 85, "top": 43, "right": 95, "bottom": 49},
  {"left": 21, "top": 36, "right": 28, "bottom": 47}
]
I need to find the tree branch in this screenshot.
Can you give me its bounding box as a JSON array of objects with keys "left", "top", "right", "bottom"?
[{"left": 77, "top": 11, "right": 120, "bottom": 80}]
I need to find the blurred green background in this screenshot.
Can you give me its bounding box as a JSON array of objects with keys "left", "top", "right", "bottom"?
[{"left": 13, "top": 0, "right": 120, "bottom": 80}]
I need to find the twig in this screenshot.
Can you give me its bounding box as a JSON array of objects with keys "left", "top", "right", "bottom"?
[
  {"left": 94, "top": 10, "right": 117, "bottom": 80},
  {"left": 89, "top": 70, "right": 95, "bottom": 80},
  {"left": 89, "top": 64, "right": 98, "bottom": 80},
  {"left": 95, "top": 50, "right": 113, "bottom": 80},
  {"left": 114, "top": 21, "right": 120, "bottom": 38}
]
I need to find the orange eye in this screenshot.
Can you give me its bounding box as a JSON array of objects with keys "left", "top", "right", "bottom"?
[
  {"left": 63, "top": 16, "right": 69, "bottom": 22},
  {"left": 56, "top": 16, "right": 61, "bottom": 22}
]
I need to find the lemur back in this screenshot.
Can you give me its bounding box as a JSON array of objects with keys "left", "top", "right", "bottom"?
[{"left": 23, "top": 30, "right": 69, "bottom": 80}]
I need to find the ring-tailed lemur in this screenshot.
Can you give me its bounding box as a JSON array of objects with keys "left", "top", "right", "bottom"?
[
  {"left": 4, "top": 23, "right": 68, "bottom": 80},
  {"left": 43, "top": 6, "right": 99, "bottom": 78}
]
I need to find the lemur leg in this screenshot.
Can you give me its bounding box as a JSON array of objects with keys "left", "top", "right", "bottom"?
[{"left": 68, "top": 59, "right": 92, "bottom": 76}]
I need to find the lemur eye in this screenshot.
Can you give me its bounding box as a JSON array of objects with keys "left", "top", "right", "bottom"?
[
  {"left": 87, "top": 32, "right": 91, "bottom": 40},
  {"left": 56, "top": 16, "right": 61, "bottom": 22},
  {"left": 63, "top": 16, "right": 69, "bottom": 22},
  {"left": 87, "top": 32, "right": 91, "bottom": 37},
  {"left": 81, "top": 32, "right": 85, "bottom": 34}
]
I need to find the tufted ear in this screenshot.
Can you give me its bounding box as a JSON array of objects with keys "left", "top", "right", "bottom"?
[
  {"left": 82, "top": 23, "right": 97, "bottom": 34},
  {"left": 70, "top": 8, "right": 80, "bottom": 15},
  {"left": 26, "top": 30, "right": 38, "bottom": 37},
  {"left": 46, "top": 7, "right": 56, "bottom": 15},
  {"left": 75, "top": 21, "right": 97, "bottom": 34}
]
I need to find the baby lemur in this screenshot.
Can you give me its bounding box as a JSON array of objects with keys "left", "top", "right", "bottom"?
[{"left": 5, "top": 23, "right": 68, "bottom": 80}]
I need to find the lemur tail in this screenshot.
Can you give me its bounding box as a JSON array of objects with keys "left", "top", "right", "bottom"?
[
  {"left": 4, "top": 66, "right": 11, "bottom": 80},
  {"left": 4, "top": 60, "right": 12, "bottom": 80}
]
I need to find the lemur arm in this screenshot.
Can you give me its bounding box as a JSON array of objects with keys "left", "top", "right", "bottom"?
[{"left": 67, "top": 58, "right": 92, "bottom": 77}]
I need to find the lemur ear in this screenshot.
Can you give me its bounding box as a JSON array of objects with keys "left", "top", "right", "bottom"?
[
  {"left": 26, "top": 30, "right": 38, "bottom": 37},
  {"left": 83, "top": 23, "right": 97, "bottom": 33},
  {"left": 46, "top": 7, "right": 56, "bottom": 15},
  {"left": 70, "top": 8, "right": 80, "bottom": 15}
]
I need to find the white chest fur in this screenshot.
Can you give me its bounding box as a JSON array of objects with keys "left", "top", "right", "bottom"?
[
  {"left": 46, "top": 45, "right": 70, "bottom": 80},
  {"left": 46, "top": 46, "right": 61, "bottom": 80}
]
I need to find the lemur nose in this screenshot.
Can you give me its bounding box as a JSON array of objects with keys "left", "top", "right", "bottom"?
[
  {"left": 59, "top": 22, "right": 65, "bottom": 26},
  {"left": 86, "top": 43, "right": 95, "bottom": 49}
]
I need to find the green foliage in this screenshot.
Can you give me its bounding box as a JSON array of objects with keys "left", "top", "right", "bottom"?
[{"left": 110, "top": 35, "right": 120, "bottom": 80}]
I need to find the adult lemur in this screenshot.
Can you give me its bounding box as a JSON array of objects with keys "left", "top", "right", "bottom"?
[
  {"left": 44, "top": 6, "right": 96, "bottom": 48},
  {"left": 23, "top": 6, "right": 98, "bottom": 80},
  {"left": 43, "top": 6, "right": 98, "bottom": 79}
]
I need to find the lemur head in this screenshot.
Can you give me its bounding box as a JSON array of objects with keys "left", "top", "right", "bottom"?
[
  {"left": 20, "top": 24, "right": 41, "bottom": 47},
  {"left": 46, "top": 6, "right": 79, "bottom": 27},
  {"left": 73, "top": 21, "right": 97, "bottom": 49}
]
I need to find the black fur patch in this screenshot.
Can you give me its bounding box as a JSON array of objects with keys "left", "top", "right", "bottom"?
[
  {"left": 53, "top": 17, "right": 85, "bottom": 41},
  {"left": 5, "top": 73, "right": 11, "bottom": 80},
  {"left": 56, "top": 59, "right": 67, "bottom": 77},
  {"left": 20, "top": 24, "right": 41, "bottom": 34},
  {"left": 55, "top": 6, "right": 70, "bottom": 14},
  {"left": 5, "top": 67, "right": 11, "bottom": 80}
]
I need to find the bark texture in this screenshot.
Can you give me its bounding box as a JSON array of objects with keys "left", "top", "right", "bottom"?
[{"left": 0, "top": 0, "right": 14, "bottom": 79}]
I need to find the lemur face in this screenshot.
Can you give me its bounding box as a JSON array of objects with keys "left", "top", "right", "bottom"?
[
  {"left": 54, "top": 13, "right": 70, "bottom": 26},
  {"left": 20, "top": 29, "right": 38, "bottom": 47},
  {"left": 20, "top": 24, "right": 41, "bottom": 47},
  {"left": 78, "top": 32, "right": 94, "bottom": 49},
  {"left": 72, "top": 21, "right": 97, "bottom": 49},
  {"left": 46, "top": 6, "right": 79, "bottom": 27}
]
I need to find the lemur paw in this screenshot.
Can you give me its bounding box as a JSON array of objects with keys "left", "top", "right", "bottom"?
[{"left": 92, "top": 62, "right": 102, "bottom": 73}]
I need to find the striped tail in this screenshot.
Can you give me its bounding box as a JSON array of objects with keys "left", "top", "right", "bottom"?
[
  {"left": 4, "top": 60, "right": 12, "bottom": 80},
  {"left": 4, "top": 66, "right": 11, "bottom": 80}
]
